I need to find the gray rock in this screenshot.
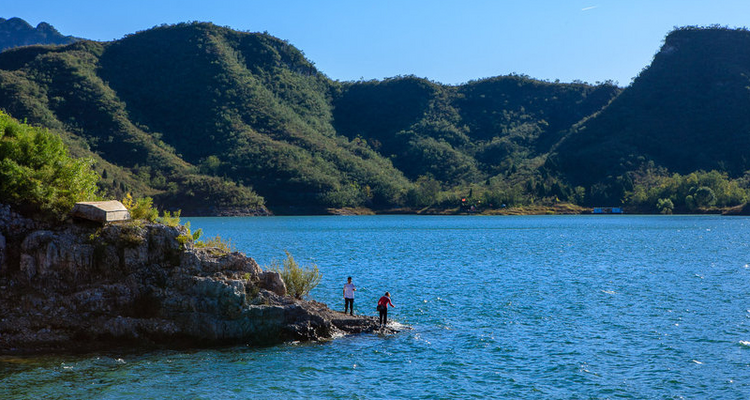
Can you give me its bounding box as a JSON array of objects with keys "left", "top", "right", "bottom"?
[
  {"left": 257, "top": 270, "right": 287, "bottom": 297},
  {"left": 0, "top": 204, "right": 391, "bottom": 354}
]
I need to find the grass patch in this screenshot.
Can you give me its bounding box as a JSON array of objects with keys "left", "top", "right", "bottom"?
[{"left": 194, "top": 235, "right": 234, "bottom": 254}]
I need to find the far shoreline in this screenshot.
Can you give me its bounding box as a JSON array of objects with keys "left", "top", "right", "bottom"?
[{"left": 181, "top": 202, "right": 744, "bottom": 217}]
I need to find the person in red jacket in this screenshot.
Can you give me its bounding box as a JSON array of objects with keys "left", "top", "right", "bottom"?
[{"left": 377, "top": 292, "right": 395, "bottom": 328}]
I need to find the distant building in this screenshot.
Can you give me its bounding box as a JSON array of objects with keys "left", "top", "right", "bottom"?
[{"left": 71, "top": 200, "right": 130, "bottom": 223}]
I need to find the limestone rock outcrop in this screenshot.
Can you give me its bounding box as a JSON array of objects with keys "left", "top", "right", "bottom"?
[{"left": 0, "top": 205, "right": 385, "bottom": 354}]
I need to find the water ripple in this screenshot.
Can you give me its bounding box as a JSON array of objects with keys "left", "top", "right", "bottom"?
[{"left": 4, "top": 215, "right": 750, "bottom": 399}]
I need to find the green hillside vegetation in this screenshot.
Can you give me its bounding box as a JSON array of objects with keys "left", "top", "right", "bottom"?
[
  {"left": 549, "top": 26, "right": 750, "bottom": 207},
  {"left": 1, "top": 22, "right": 750, "bottom": 214},
  {"left": 333, "top": 76, "right": 620, "bottom": 185},
  {"left": 96, "top": 23, "right": 410, "bottom": 209},
  {"left": 0, "top": 31, "right": 266, "bottom": 215},
  {"left": 626, "top": 165, "right": 749, "bottom": 213}
]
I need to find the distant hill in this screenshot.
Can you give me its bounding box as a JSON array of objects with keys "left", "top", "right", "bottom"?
[
  {"left": 549, "top": 27, "right": 750, "bottom": 188},
  {"left": 1, "top": 21, "right": 749, "bottom": 213},
  {"left": 0, "top": 17, "right": 80, "bottom": 51}
]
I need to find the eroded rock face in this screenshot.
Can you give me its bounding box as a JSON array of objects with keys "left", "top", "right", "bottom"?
[{"left": 0, "top": 205, "right": 383, "bottom": 354}]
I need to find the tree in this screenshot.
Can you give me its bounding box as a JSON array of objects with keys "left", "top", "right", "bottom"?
[
  {"left": 406, "top": 175, "right": 441, "bottom": 207},
  {"left": 656, "top": 198, "right": 674, "bottom": 214},
  {"left": 693, "top": 186, "right": 716, "bottom": 208},
  {"left": 0, "top": 111, "right": 99, "bottom": 217},
  {"left": 199, "top": 155, "right": 222, "bottom": 175}
]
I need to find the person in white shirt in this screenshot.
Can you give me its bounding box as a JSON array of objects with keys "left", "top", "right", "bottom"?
[{"left": 343, "top": 276, "right": 356, "bottom": 315}]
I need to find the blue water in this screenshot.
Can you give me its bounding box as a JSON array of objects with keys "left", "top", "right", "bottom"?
[{"left": 3, "top": 215, "right": 750, "bottom": 399}]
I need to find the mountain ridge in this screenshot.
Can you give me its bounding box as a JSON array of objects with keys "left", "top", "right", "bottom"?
[
  {"left": 0, "top": 17, "right": 80, "bottom": 51},
  {"left": 1, "top": 20, "right": 749, "bottom": 213},
  {"left": 550, "top": 26, "right": 750, "bottom": 185}
]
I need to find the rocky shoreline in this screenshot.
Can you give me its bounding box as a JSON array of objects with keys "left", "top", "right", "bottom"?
[{"left": 0, "top": 205, "right": 391, "bottom": 355}]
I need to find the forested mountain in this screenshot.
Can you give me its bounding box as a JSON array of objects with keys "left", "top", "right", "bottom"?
[
  {"left": 1, "top": 21, "right": 749, "bottom": 214},
  {"left": 548, "top": 27, "right": 750, "bottom": 204},
  {"left": 0, "top": 17, "right": 79, "bottom": 51},
  {"left": 333, "top": 76, "right": 619, "bottom": 184},
  {"left": 0, "top": 22, "right": 414, "bottom": 213}
]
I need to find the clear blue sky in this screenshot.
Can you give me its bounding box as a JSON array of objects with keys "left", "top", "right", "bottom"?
[{"left": 6, "top": 1, "right": 750, "bottom": 86}]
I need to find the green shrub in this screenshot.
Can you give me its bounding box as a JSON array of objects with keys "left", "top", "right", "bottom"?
[
  {"left": 157, "top": 209, "right": 182, "bottom": 227},
  {"left": 192, "top": 227, "right": 203, "bottom": 241},
  {"left": 174, "top": 221, "right": 203, "bottom": 250},
  {"left": 176, "top": 233, "right": 191, "bottom": 248},
  {"left": 270, "top": 251, "right": 322, "bottom": 299},
  {"left": 0, "top": 111, "right": 99, "bottom": 217},
  {"left": 131, "top": 196, "right": 159, "bottom": 221},
  {"left": 122, "top": 194, "right": 227, "bottom": 252}
]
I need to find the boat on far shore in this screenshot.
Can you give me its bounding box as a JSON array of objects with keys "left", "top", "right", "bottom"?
[{"left": 592, "top": 207, "right": 624, "bottom": 214}]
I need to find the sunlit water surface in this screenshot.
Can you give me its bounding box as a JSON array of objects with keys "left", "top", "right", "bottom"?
[{"left": 3, "top": 215, "right": 750, "bottom": 399}]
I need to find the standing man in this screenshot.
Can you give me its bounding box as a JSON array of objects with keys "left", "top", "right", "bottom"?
[{"left": 343, "top": 276, "right": 356, "bottom": 315}]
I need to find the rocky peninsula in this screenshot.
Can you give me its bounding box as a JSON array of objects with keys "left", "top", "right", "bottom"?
[{"left": 0, "top": 204, "right": 387, "bottom": 355}]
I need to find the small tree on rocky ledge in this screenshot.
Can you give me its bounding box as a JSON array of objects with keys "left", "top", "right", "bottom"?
[
  {"left": 271, "top": 251, "right": 321, "bottom": 299},
  {"left": 0, "top": 111, "right": 99, "bottom": 218}
]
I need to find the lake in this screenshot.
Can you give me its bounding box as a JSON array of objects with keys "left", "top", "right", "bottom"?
[{"left": 2, "top": 215, "right": 750, "bottom": 399}]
